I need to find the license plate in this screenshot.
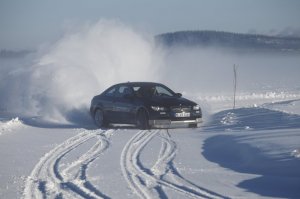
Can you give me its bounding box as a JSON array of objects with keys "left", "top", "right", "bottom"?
[{"left": 175, "top": 112, "right": 190, "bottom": 117}]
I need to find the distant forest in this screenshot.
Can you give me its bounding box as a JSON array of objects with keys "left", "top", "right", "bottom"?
[
  {"left": 155, "top": 30, "right": 300, "bottom": 52},
  {"left": 2, "top": 31, "right": 300, "bottom": 56}
]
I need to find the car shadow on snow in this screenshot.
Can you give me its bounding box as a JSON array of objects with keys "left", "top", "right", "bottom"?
[
  {"left": 8, "top": 108, "right": 146, "bottom": 130},
  {"left": 0, "top": 108, "right": 98, "bottom": 130},
  {"left": 202, "top": 107, "right": 300, "bottom": 198}
]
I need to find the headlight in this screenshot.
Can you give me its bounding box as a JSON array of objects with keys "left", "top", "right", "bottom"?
[
  {"left": 151, "top": 106, "right": 166, "bottom": 111},
  {"left": 193, "top": 105, "right": 200, "bottom": 111}
]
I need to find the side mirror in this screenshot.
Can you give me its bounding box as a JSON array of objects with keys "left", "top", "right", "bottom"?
[{"left": 176, "top": 93, "right": 182, "bottom": 97}]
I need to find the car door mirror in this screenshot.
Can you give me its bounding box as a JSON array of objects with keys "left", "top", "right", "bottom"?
[{"left": 175, "top": 93, "right": 182, "bottom": 98}]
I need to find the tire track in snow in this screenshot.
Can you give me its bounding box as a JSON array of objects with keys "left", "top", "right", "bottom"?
[
  {"left": 153, "top": 130, "right": 228, "bottom": 199},
  {"left": 121, "top": 130, "right": 227, "bottom": 199},
  {"left": 23, "top": 129, "right": 114, "bottom": 199},
  {"left": 121, "top": 130, "right": 161, "bottom": 198}
]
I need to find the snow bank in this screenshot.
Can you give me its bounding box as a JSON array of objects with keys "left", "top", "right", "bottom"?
[
  {"left": 291, "top": 149, "right": 300, "bottom": 158},
  {"left": 0, "top": 117, "right": 23, "bottom": 135}
]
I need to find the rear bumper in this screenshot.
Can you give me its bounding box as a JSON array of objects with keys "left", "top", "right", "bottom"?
[{"left": 149, "top": 118, "right": 202, "bottom": 128}]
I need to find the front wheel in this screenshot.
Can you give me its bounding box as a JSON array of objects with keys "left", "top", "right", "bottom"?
[
  {"left": 136, "top": 109, "right": 149, "bottom": 130},
  {"left": 94, "top": 109, "right": 107, "bottom": 128}
]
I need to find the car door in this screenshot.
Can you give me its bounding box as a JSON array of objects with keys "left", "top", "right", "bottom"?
[
  {"left": 112, "top": 85, "right": 136, "bottom": 124},
  {"left": 100, "top": 86, "right": 117, "bottom": 122}
]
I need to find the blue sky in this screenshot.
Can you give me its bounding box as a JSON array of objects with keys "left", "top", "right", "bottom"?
[{"left": 1, "top": 0, "right": 300, "bottom": 49}]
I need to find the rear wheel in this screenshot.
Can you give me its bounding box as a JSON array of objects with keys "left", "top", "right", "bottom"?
[
  {"left": 136, "top": 109, "right": 149, "bottom": 130},
  {"left": 94, "top": 109, "right": 107, "bottom": 128}
]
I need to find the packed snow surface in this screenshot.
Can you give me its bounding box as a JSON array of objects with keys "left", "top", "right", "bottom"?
[{"left": 1, "top": 93, "right": 300, "bottom": 199}]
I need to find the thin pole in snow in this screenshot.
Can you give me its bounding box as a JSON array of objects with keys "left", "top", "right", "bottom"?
[{"left": 233, "top": 64, "right": 237, "bottom": 109}]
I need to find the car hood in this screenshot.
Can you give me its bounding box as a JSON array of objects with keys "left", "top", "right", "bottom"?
[{"left": 146, "top": 96, "right": 196, "bottom": 107}]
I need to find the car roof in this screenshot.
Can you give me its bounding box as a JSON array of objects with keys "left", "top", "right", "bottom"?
[
  {"left": 101, "top": 82, "right": 177, "bottom": 96},
  {"left": 116, "top": 82, "right": 164, "bottom": 87}
]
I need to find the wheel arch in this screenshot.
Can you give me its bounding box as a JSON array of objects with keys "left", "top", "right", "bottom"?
[
  {"left": 135, "top": 106, "right": 150, "bottom": 129},
  {"left": 136, "top": 106, "right": 150, "bottom": 119},
  {"left": 92, "top": 103, "right": 104, "bottom": 117}
]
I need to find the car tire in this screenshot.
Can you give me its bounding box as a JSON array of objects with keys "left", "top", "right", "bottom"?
[
  {"left": 136, "top": 109, "right": 149, "bottom": 130},
  {"left": 94, "top": 109, "right": 107, "bottom": 128}
]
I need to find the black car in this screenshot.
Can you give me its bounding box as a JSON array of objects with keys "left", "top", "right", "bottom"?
[{"left": 90, "top": 82, "right": 202, "bottom": 129}]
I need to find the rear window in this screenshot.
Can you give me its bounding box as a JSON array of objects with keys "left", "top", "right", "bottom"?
[{"left": 104, "top": 87, "right": 116, "bottom": 97}]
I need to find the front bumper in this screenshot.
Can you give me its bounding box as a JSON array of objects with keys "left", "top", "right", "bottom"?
[{"left": 149, "top": 118, "right": 202, "bottom": 128}]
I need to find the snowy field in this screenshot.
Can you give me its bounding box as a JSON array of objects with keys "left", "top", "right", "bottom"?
[
  {"left": 1, "top": 93, "right": 300, "bottom": 199},
  {"left": 1, "top": 21, "right": 300, "bottom": 198}
]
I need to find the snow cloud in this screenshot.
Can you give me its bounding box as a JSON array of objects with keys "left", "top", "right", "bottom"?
[{"left": 0, "top": 20, "right": 164, "bottom": 123}]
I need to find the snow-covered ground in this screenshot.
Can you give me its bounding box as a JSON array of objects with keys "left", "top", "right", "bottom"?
[
  {"left": 1, "top": 92, "right": 300, "bottom": 199},
  {"left": 1, "top": 21, "right": 300, "bottom": 198}
]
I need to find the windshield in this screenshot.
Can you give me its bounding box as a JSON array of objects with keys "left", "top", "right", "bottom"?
[{"left": 134, "top": 85, "right": 176, "bottom": 98}]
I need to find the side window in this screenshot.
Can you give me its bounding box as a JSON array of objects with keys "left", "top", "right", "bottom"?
[
  {"left": 133, "top": 86, "right": 141, "bottom": 92},
  {"left": 104, "top": 86, "right": 116, "bottom": 97},
  {"left": 133, "top": 86, "right": 142, "bottom": 97},
  {"left": 135, "top": 86, "right": 153, "bottom": 98},
  {"left": 115, "top": 85, "right": 133, "bottom": 98}
]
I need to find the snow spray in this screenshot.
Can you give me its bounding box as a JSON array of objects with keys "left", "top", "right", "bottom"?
[{"left": 0, "top": 20, "right": 163, "bottom": 124}]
